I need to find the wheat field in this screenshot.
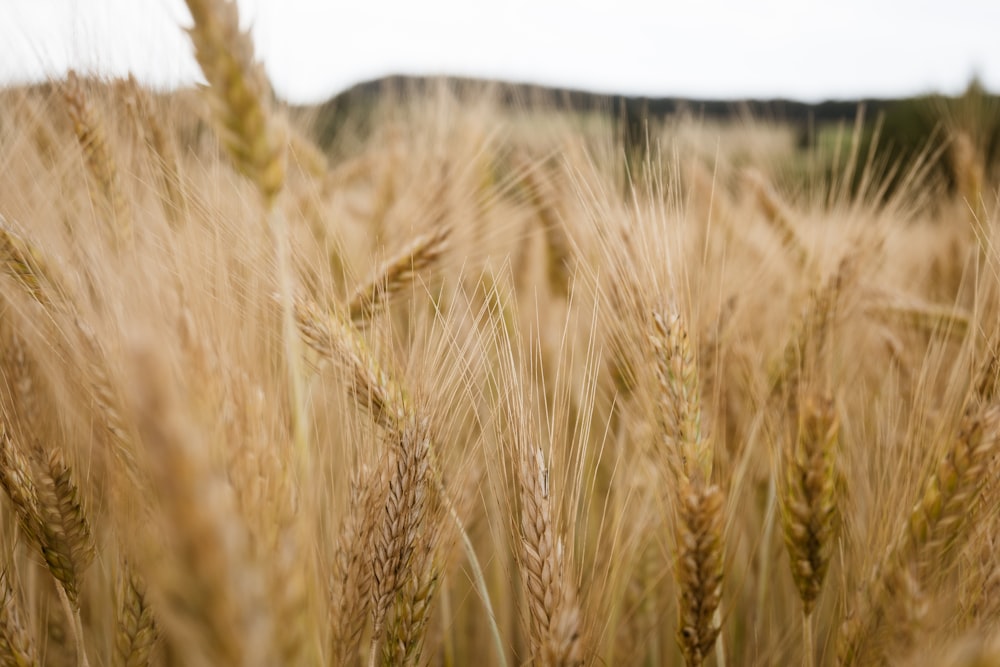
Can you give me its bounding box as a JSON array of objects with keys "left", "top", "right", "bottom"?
[{"left": 0, "top": 2, "right": 998, "bottom": 666}]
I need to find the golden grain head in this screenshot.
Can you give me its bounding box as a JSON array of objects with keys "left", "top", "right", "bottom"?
[{"left": 0, "top": 31, "right": 998, "bottom": 667}]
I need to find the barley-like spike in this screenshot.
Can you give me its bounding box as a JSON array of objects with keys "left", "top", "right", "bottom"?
[
  {"left": 867, "top": 299, "right": 970, "bottom": 339},
  {"left": 287, "top": 129, "right": 329, "bottom": 178},
  {"left": 0, "top": 420, "right": 42, "bottom": 548},
  {"left": 183, "top": 0, "right": 285, "bottom": 204},
  {"left": 650, "top": 306, "right": 706, "bottom": 480},
  {"left": 0, "top": 215, "right": 59, "bottom": 308},
  {"left": 348, "top": 225, "right": 450, "bottom": 323},
  {"left": 123, "top": 75, "right": 188, "bottom": 228},
  {"left": 74, "top": 318, "right": 141, "bottom": 479},
  {"left": 744, "top": 168, "right": 810, "bottom": 269},
  {"left": 781, "top": 394, "right": 839, "bottom": 616},
  {"left": 514, "top": 157, "right": 572, "bottom": 296},
  {"left": 517, "top": 435, "right": 583, "bottom": 666},
  {"left": 0, "top": 570, "right": 37, "bottom": 667},
  {"left": 675, "top": 480, "right": 725, "bottom": 667},
  {"left": 383, "top": 541, "right": 440, "bottom": 667},
  {"left": 35, "top": 449, "right": 95, "bottom": 608},
  {"left": 330, "top": 465, "right": 381, "bottom": 664},
  {"left": 114, "top": 568, "right": 158, "bottom": 667},
  {"left": 295, "top": 297, "right": 410, "bottom": 428},
  {"left": 63, "top": 71, "right": 132, "bottom": 245},
  {"left": 2, "top": 334, "right": 42, "bottom": 443},
  {"left": 771, "top": 254, "right": 856, "bottom": 403},
  {"left": 370, "top": 415, "right": 431, "bottom": 654},
  {"left": 839, "top": 404, "right": 1000, "bottom": 664}
]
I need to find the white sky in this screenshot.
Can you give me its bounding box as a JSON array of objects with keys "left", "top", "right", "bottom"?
[{"left": 1, "top": 0, "right": 998, "bottom": 105}]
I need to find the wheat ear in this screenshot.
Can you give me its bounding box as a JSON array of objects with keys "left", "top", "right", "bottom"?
[
  {"left": 368, "top": 415, "right": 432, "bottom": 666},
  {"left": 182, "top": 0, "right": 285, "bottom": 204},
  {"left": 675, "top": 479, "right": 725, "bottom": 667},
  {"left": 113, "top": 567, "right": 158, "bottom": 667},
  {"left": 743, "top": 168, "right": 809, "bottom": 269},
  {"left": 298, "top": 298, "right": 499, "bottom": 663},
  {"left": 649, "top": 305, "right": 726, "bottom": 666},
  {"left": 62, "top": 71, "right": 131, "bottom": 245},
  {"left": 348, "top": 225, "right": 450, "bottom": 323},
  {"left": 383, "top": 538, "right": 441, "bottom": 667},
  {"left": 650, "top": 306, "right": 707, "bottom": 481},
  {"left": 771, "top": 254, "right": 856, "bottom": 403},
  {"left": 0, "top": 421, "right": 93, "bottom": 666},
  {"left": 330, "top": 464, "right": 381, "bottom": 664},
  {"left": 839, "top": 404, "right": 1000, "bottom": 664},
  {"left": 782, "top": 394, "right": 839, "bottom": 616},
  {"left": 0, "top": 215, "right": 61, "bottom": 308},
  {"left": 128, "top": 348, "right": 267, "bottom": 666},
  {"left": 515, "top": 429, "right": 583, "bottom": 667},
  {"left": 867, "top": 299, "right": 971, "bottom": 339},
  {"left": 0, "top": 419, "right": 42, "bottom": 548},
  {"left": 0, "top": 570, "right": 37, "bottom": 667},
  {"left": 781, "top": 394, "right": 839, "bottom": 667},
  {"left": 295, "top": 297, "right": 409, "bottom": 427},
  {"left": 34, "top": 449, "right": 96, "bottom": 610},
  {"left": 123, "top": 75, "right": 188, "bottom": 228},
  {"left": 183, "top": 0, "right": 310, "bottom": 483}
]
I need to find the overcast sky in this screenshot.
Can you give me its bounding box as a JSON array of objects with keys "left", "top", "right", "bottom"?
[{"left": 1, "top": 0, "right": 998, "bottom": 104}]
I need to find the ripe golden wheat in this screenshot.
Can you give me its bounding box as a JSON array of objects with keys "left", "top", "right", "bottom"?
[{"left": 0, "top": 2, "right": 998, "bottom": 665}]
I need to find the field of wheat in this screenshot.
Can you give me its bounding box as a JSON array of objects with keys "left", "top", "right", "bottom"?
[{"left": 0, "top": 2, "right": 998, "bottom": 666}]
